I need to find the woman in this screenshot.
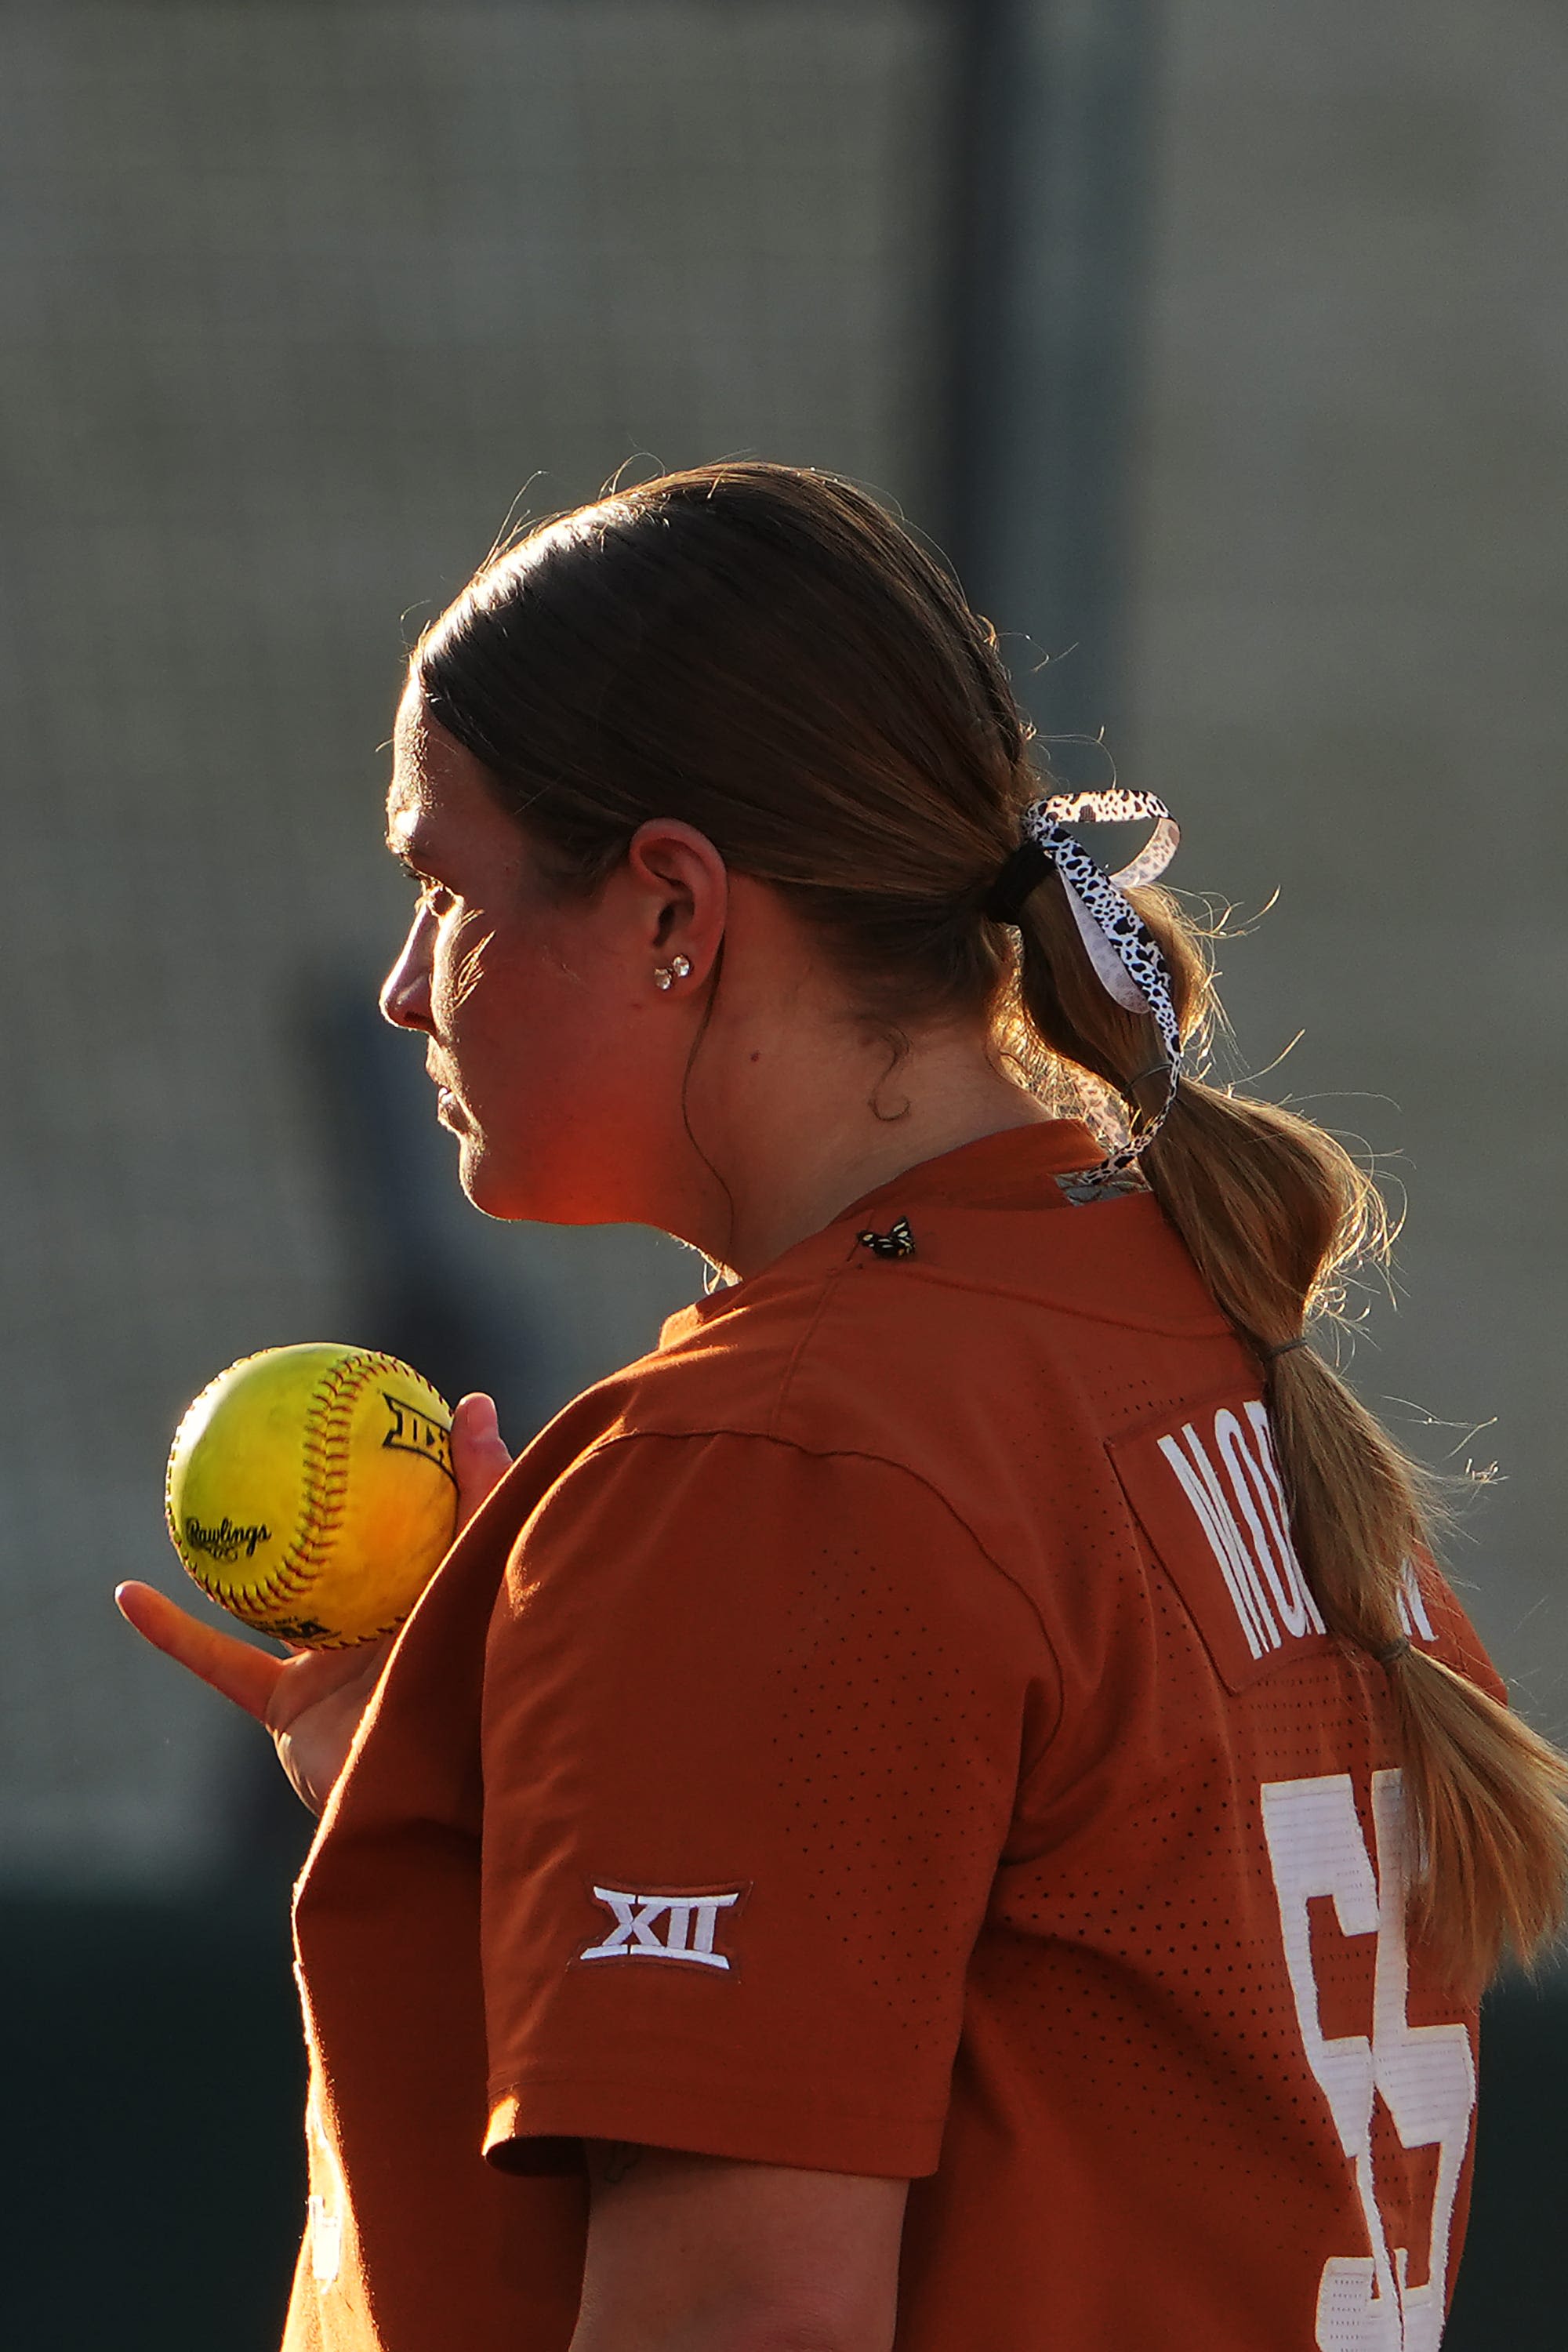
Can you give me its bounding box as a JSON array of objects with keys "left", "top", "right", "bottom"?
[{"left": 120, "top": 463, "right": 1567, "bottom": 2352}]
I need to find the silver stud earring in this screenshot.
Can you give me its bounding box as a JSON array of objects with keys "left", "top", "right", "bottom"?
[{"left": 654, "top": 953, "right": 692, "bottom": 991}]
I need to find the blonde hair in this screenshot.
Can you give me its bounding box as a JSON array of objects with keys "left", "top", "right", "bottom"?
[
  {"left": 1008, "top": 870, "right": 1568, "bottom": 1988},
  {"left": 418, "top": 459, "right": 1568, "bottom": 1991}
]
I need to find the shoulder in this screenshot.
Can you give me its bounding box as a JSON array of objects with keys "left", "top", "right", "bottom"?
[
  {"left": 485, "top": 1425, "right": 1060, "bottom": 1761},
  {"left": 642, "top": 1188, "right": 1206, "bottom": 1386},
  {"left": 625, "top": 1194, "right": 1227, "bottom": 1508},
  {"left": 504, "top": 1422, "right": 1022, "bottom": 1613},
  {"left": 484, "top": 1187, "right": 1236, "bottom": 1621}
]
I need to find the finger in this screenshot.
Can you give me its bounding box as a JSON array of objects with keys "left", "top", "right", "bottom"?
[
  {"left": 451, "top": 1391, "right": 512, "bottom": 1530},
  {"left": 114, "top": 1580, "right": 286, "bottom": 1722},
  {"left": 263, "top": 1631, "right": 394, "bottom": 1733}
]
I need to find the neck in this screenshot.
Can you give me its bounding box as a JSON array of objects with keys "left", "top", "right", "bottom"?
[{"left": 680, "top": 1022, "right": 1051, "bottom": 1280}]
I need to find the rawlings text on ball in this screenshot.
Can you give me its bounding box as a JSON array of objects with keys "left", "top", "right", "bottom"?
[{"left": 165, "top": 1343, "right": 460, "bottom": 1647}]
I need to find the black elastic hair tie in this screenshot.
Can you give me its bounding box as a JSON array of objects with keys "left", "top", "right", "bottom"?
[
  {"left": 982, "top": 839, "right": 1054, "bottom": 925},
  {"left": 1263, "top": 1335, "right": 1310, "bottom": 1363},
  {"left": 1376, "top": 1635, "right": 1413, "bottom": 1668}
]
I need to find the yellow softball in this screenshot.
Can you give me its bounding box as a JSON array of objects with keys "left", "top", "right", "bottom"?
[{"left": 165, "top": 1343, "right": 459, "bottom": 1648}]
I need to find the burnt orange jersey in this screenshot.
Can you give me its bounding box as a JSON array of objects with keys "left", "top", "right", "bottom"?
[{"left": 284, "top": 1120, "right": 1501, "bottom": 2350}]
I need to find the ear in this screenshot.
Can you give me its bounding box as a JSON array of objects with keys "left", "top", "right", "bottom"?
[{"left": 622, "top": 820, "right": 730, "bottom": 984}]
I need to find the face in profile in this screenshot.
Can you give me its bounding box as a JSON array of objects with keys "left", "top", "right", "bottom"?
[{"left": 378, "top": 686, "right": 671, "bottom": 1225}]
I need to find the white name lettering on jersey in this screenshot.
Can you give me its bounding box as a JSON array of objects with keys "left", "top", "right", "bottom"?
[
  {"left": 1394, "top": 1570, "right": 1436, "bottom": 1644},
  {"left": 1158, "top": 1401, "right": 1327, "bottom": 1660},
  {"left": 579, "top": 1885, "right": 744, "bottom": 1970}
]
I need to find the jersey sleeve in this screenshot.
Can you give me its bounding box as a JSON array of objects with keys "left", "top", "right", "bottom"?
[{"left": 477, "top": 1429, "right": 1056, "bottom": 2180}]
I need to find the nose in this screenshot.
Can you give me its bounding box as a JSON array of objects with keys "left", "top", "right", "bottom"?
[{"left": 379, "top": 909, "right": 434, "bottom": 1033}]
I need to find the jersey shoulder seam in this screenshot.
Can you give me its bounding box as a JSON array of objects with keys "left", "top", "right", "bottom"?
[{"left": 557, "top": 1421, "right": 1067, "bottom": 1765}]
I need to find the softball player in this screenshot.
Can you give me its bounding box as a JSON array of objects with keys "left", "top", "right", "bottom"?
[{"left": 122, "top": 462, "right": 1566, "bottom": 2351}]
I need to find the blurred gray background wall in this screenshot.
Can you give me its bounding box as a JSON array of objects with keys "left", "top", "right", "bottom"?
[
  {"left": 1126, "top": 0, "right": 1568, "bottom": 1727},
  {"left": 0, "top": 0, "right": 1561, "bottom": 1891},
  {"left": 2, "top": 0, "right": 952, "bottom": 1882},
  {"left": 3, "top": 3, "right": 1566, "bottom": 2346},
  {"left": 1, "top": 0, "right": 1563, "bottom": 1895}
]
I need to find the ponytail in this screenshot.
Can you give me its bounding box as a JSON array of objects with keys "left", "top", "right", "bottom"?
[
  {"left": 415, "top": 456, "right": 1565, "bottom": 1990},
  {"left": 1009, "top": 866, "right": 1568, "bottom": 1991}
]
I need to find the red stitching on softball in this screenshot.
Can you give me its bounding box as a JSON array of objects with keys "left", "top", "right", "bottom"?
[{"left": 200, "top": 1349, "right": 445, "bottom": 1649}]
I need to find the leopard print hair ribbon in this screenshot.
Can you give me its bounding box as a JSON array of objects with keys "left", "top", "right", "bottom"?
[{"left": 996, "top": 789, "right": 1183, "bottom": 1180}]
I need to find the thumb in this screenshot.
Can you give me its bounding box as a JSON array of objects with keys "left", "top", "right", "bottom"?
[{"left": 451, "top": 1391, "right": 512, "bottom": 1531}]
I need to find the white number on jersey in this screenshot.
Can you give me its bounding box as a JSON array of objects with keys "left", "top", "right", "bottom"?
[{"left": 1260, "top": 1769, "right": 1476, "bottom": 2351}]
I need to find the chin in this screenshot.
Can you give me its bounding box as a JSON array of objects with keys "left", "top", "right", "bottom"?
[
  {"left": 456, "top": 1146, "right": 531, "bottom": 1222},
  {"left": 456, "top": 1138, "right": 639, "bottom": 1228}
]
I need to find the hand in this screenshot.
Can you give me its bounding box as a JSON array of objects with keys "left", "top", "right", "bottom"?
[{"left": 117, "top": 1391, "right": 512, "bottom": 1815}]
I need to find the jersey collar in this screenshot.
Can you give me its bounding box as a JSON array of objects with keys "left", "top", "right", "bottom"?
[
  {"left": 836, "top": 1117, "right": 1105, "bottom": 1229},
  {"left": 665, "top": 1118, "right": 1112, "bottom": 1341}
]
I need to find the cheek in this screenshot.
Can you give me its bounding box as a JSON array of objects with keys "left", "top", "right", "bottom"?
[
  {"left": 439, "top": 931, "right": 671, "bottom": 1219},
  {"left": 430, "top": 909, "right": 499, "bottom": 1032},
  {"left": 436, "top": 914, "right": 612, "bottom": 1109}
]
